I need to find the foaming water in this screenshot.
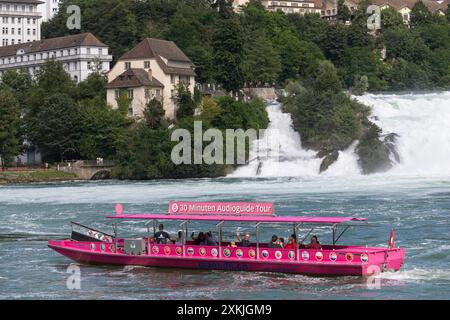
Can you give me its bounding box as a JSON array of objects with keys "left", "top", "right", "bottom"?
[
  {"left": 356, "top": 92, "right": 450, "bottom": 176},
  {"left": 1, "top": 175, "right": 450, "bottom": 299},
  {"left": 231, "top": 92, "right": 450, "bottom": 178}
]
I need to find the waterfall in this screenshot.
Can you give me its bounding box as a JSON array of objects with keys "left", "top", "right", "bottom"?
[
  {"left": 229, "top": 101, "right": 360, "bottom": 177},
  {"left": 356, "top": 92, "right": 450, "bottom": 176},
  {"left": 229, "top": 92, "right": 450, "bottom": 177}
]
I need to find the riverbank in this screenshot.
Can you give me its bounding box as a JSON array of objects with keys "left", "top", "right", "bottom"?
[{"left": 0, "top": 169, "right": 78, "bottom": 184}]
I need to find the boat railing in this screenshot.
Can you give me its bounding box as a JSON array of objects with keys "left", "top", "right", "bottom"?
[
  {"left": 146, "top": 242, "right": 380, "bottom": 264},
  {"left": 70, "top": 221, "right": 115, "bottom": 243}
]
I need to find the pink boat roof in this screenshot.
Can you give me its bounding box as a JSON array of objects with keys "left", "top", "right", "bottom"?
[{"left": 106, "top": 214, "right": 367, "bottom": 224}]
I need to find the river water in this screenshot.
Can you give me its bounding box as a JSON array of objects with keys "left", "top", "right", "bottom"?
[{"left": 1, "top": 92, "right": 450, "bottom": 299}]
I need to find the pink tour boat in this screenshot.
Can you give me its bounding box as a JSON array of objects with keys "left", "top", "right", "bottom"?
[{"left": 48, "top": 201, "right": 405, "bottom": 276}]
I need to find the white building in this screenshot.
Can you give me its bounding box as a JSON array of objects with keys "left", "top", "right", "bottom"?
[
  {"left": 0, "top": 32, "right": 112, "bottom": 83},
  {"left": 0, "top": 0, "right": 43, "bottom": 47},
  {"left": 107, "top": 38, "right": 196, "bottom": 120},
  {"left": 38, "top": 0, "right": 59, "bottom": 22}
]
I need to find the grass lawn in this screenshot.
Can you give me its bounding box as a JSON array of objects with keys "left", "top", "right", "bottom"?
[{"left": 0, "top": 169, "right": 78, "bottom": 184}]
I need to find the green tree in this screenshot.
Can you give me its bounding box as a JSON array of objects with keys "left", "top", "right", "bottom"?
[
  {"left": 143, "top": 98, "right": 165, "bottom": 129},
  {"left": 241, "top": 31, "right": 281, "bottom": 85},
  {"left": 0, "top": 90, "right": 21, "bottom": 170},
  {"left": 176, "top": 83, "right": 196, "bottom": 119},
  {"left": 337, "top": 0, "right": 351, "bottom": 22},
  {"left": 212, "top": 16, "right": 244, "bottom": 95},
  {"left": 410, "top": 1, "right": 432, "bottom": 27},
  {"left": 0, "top": 70, "right": 32, "bottom": 108},
  {"left": 115, "top": 91, "right": 132, "bottom": 117},
  {"left": 77, "top": 72, "right": 108, "bottom": 102},
  {"left": 27, "top": 94, "right": 82, "bottom": 162},
  {"left": 78, "top": 98, "right": 131, "bottom": 159},
  {"left": 381, "top": 7, "right": 406, "bottom": 31}
]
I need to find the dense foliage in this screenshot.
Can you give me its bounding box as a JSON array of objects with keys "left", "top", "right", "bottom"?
[
  {"left": 3, "top": 0, "right": 449, "bottom": 176},
  {"left": 282, "top": 61, "right": 392, "bottom": 174},
  {"left": 42, "top": 0, "right": 450, "bottom": 92}
]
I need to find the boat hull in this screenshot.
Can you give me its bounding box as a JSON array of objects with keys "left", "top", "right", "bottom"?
[{"left": 48, "top": 240, "right": 404, "bottom": 277}]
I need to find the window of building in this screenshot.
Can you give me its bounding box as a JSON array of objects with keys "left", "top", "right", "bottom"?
[
  {"left": 124, "top": 62, "right": 131, "bottom": 70},
  {"left": 127, "top": 89, "right": 134, "bottom": 99},
  {"left": 144, "top": 61, "right": 150, "bottom": 69},
  {"left": 145, "top": 88, "right": 150, "bottom": 99}
]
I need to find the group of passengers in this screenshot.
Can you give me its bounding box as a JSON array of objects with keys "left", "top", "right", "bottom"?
[
  {"left": 191, "top": 231, "right": 217, "bottom": 246},
  {"left": 151, "top": 224, "right": 322, "bottom": 249}
]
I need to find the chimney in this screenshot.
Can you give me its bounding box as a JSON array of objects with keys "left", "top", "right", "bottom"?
[{"left": 147, "top": 68, "right": 152, "bottom": 81}]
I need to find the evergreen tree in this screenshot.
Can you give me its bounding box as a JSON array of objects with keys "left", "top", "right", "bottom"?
[
  {"left": 0, "top": 90, "right": 21, "bottom": 170},
  {"left": 143, "top": 98, "right": 165, "bottom": 129},
  {"left": 212, "top": 16, "right": 244, "bottom": 95},
  {"left": 176, "top": 83, "right": 196, "bottom": 119},
  {"left": 410, "top": 1, "right": 432, "bottom": 27},
  {"left": 241, "top": 31, "right": 281, "bottom": 85}
]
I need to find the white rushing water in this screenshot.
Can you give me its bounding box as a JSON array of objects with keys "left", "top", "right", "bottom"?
[{"left": 230, "top": 92, "right": 450, "bottom": 178}]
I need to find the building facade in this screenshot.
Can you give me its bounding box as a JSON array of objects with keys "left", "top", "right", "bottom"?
[
  {"left": 0, "top": 32, "right": 112, "bottom": 82},
  {"left": 370, "top": 0, "right": 449, "bottom": 24},
  {"left": 107, "top": 38, "right": 196, "bottom": 120},
  {"left": 106, "top": 68, "right": 164, "bottom": 118},
  {"left": 260, "top": 0, "right": 323, "bottom": 14},
  {"left": 0, "top": 0, "right": 43, "bottom": 47},
  {"left": 38, "top": 0, "right": 60, "bottom": 22}
]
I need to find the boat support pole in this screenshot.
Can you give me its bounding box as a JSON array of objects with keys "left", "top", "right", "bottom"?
[
  {"left": 332, "top": 224, "right": 337, "bottom": 245},
  {"left": 145, "top": 221, "right": 151, "bottom": 255},
  {"left": 179, "top": 221, "right": 187, "bottom": 257},
  {"left": 301, "top": 227, "right": 314, "bottom": 245},
  {"left": 112, "top": 222, "right": 117, "bottom": 253},
  {"left": 255, "top": 222, "right": 261, "bottom": 260},
  {"left": 295, "top": 223, "right": 300, "bottom": 262},
  {"left": 216, "top": 221, "right": 224, "bottom": 258},
  {"left": 334, "top": 226, "right": 350, "bottom": 245}
]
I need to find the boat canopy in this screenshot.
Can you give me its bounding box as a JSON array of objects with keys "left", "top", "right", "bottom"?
[{"left": 106, "top": 214, "right": 367, "bottom": 225}]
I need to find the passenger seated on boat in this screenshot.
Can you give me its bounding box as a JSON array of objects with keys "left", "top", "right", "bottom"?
[
  {"left": 228, "top": 241, "right": 237, "bottom": 248},
  {"left": 269, "top": 235, "right": 282, "bottom": 248},
  {"left": 174, "top": 230, "right": 184, "bottom": 245},
  {"left": 279, "top": 237, "right": 285, "bottom": 248},
  {"left": 304, "top": 235, "right": 322, "bottom": 250},
  {"left": 153, "top": 224, "right": 171, "bottom": 244},
  {"left": 191, "top": 232, "right": 205, "bottom": 245},
  {"left": 236, "top": 231, "right": 251, "bottom": 247},
  {"left": 202, "top": 231, "right": 217, "bottom": 246},
  {"left": 284, "top": 234, "right": 297, "bottom": 250}
]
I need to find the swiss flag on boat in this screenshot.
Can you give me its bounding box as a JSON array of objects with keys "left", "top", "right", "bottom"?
[{"left": 389, "top": 229, "right": 395, "bottom": 249}]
